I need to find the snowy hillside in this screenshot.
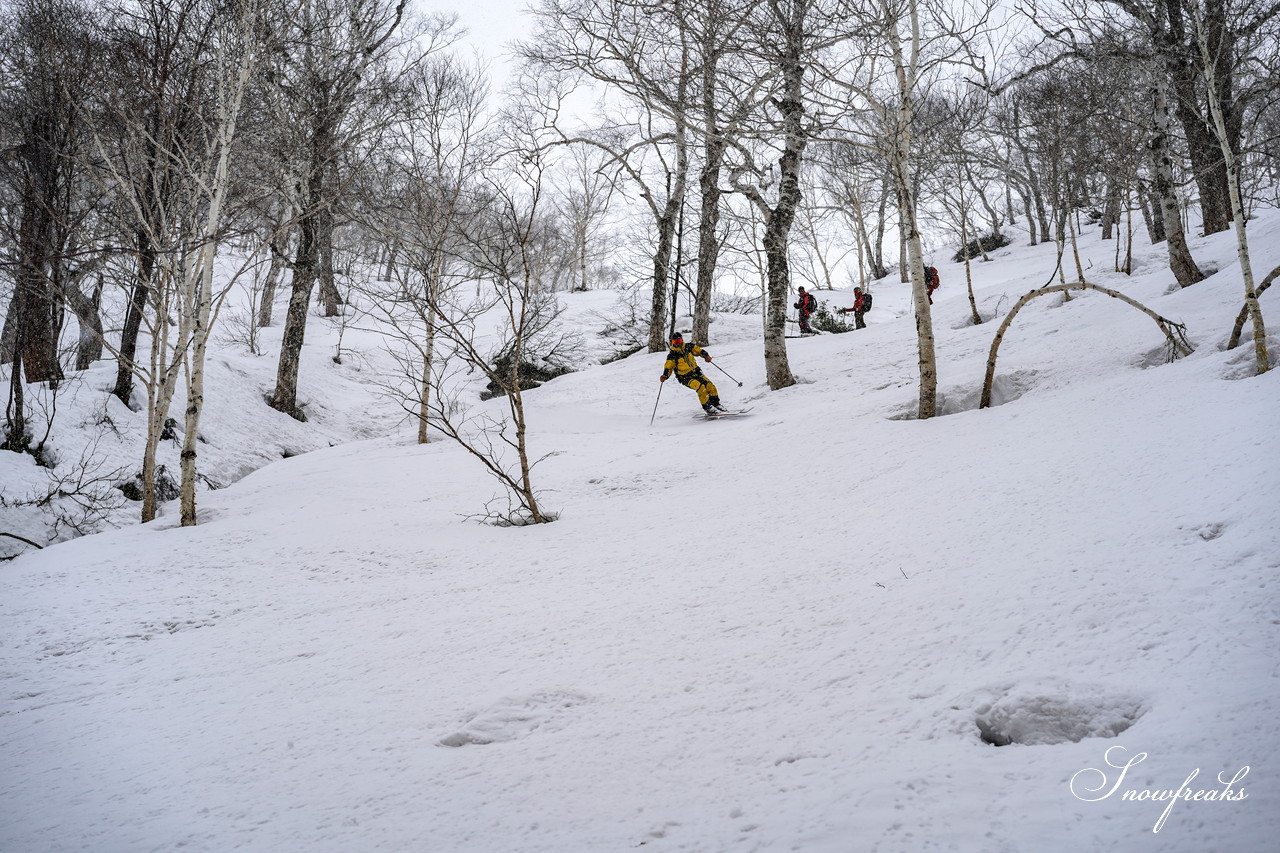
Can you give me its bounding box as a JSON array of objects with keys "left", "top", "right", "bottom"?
[{"left": 2, "top": 213, "right": 1278, "bottom": 853}]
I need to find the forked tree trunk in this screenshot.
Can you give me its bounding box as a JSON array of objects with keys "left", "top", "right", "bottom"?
[{"left": 271, "top": 110, "right": 336, "bottom": 417}]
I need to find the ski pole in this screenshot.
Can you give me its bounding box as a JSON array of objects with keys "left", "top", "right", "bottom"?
[
  {"left": 649, "top": 380, "right": 665, "bottom": 425},
  {"left": 709, "top": 360, "right": 743, "bottom": 387}
]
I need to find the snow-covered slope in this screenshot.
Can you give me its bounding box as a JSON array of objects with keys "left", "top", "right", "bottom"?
[{"left": 2, "top": 213, "right": 1277, "bottom": 852}]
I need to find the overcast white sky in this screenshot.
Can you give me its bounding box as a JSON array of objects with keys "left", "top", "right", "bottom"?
[{"left": 430, "top": 0, "right": 534, "bottom": 88}]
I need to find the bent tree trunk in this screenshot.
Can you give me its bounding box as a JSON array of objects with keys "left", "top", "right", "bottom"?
[
  {"left": 1228, "top": 265, "right": 1277, "bottom": 350},
  {"left": 980, "top": 282, "right": 1194, "bottom": 409}
]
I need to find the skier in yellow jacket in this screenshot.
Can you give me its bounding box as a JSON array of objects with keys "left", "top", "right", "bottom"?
[{"left": 660, "top": 331, "right": 728, "bottom": 415}]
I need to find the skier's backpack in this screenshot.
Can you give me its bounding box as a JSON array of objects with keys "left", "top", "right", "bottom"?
[
  {"left": 861, "top": 293, "right": 873, "bottom": 312},
  {"left": 925, "top": 266, "right": 939, "bottom": 287}
]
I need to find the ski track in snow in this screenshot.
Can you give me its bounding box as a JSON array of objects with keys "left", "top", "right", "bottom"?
[{"left": 2, "top": 214, "right": 1279, "bottom": 852}]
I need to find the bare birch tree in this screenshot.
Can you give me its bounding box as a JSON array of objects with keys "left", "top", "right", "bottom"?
[
  {"left": 522, "top": 0, "right": 695, "bottom": 352},
  {"left": 84, "top": 0, "right": 263, "bottom": 523},
  {"left": 728, "top": 0, "right": 850, "bottom": 390},
  {"left": 422, "top": 115, "right": 563, "bottom": 526},
  {"left": 357, "top": 53, "right": 490, "bottom": 444},
  {"left": 827, "top": 0, "right": 996, "bottom": 417},
  {"left": 175, "top": 1, "right": 266, "bottom": 526},
  {"left": 1191, "top": 0, "right": 1269, "bottom": 373},
  {"left": 551, "top": 145, "right": 619, "bottom": 292},
  {"left": 264, "top": 0, "right": 448, "bottom": 419}
]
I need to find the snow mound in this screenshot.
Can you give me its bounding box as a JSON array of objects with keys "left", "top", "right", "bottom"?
[
  {"left": 438, "top": 689, "right": 589, "bottom": 747},
  {"left": 971, "top": 680, "right": 1147, "bottom": 746}
]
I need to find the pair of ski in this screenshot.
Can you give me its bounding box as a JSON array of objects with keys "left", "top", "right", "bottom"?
[{"left": 696, "top": 407, "right": 752, "bottom": 420}]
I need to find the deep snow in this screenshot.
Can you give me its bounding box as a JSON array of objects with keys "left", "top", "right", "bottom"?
[{"left": 2, "top": 212, "right": 1278, "bottom": 852}]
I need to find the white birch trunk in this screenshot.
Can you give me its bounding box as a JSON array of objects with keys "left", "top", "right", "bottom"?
[
  {"left": 179, "top": 13, "right": 259, "bottom": 525},
  {"left": 884, "top": 0, "right": 937, "bottom": 419},
  {"left": 1194, "top": 9, "right": 1268, "bottom": 374}
]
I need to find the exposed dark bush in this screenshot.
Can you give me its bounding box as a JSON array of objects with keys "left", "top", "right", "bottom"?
[
  {"left": 952, "top": 232, "right": 1012, "bottom": 263},
  {"left": 481, "top": 352, "right": 573, "bottom": 400},
  {"left": 601, "top": 344, "right": 645, "bottom": 365},
  {"left": 117, "top": 465, "right": 180, "bottom": 502}
]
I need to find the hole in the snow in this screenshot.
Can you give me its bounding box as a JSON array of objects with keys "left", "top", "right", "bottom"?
[
  {"left": 973, "top": 686, "right": 1146, "bottom": 746},
  {"left": 977, "top": 720, "right": 1013, "bottom": 747}
]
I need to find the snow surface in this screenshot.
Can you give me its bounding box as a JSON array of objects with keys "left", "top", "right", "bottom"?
[{"left": 2, "top": 213, "right": 1278, "bottom": 852}]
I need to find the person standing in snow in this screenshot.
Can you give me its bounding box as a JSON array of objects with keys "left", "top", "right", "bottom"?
[
  {"left": 838, "top": 287, "right": 871, "bottom": 329},
  {"left": 794, "top": 286, "right": 817, "bottom": 334},
  {"left": 925, "top": 265, "right": 940, "bottom": 304},
  {"left": 660, "top": 331, "right": 728, "bottom": 415}
]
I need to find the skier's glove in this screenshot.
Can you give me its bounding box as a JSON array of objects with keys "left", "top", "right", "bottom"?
[
  {"left": 703, "top": 355, "right": 712, "bottom": 362},
  {"left": 660, "top": 374, "right": 668, "bottom": 382}
]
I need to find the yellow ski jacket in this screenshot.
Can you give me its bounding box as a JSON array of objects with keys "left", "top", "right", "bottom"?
[{"left": 662, "top": 343, "right": 710, "bottom": 379}]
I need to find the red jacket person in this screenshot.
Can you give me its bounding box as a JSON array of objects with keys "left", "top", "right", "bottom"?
[{"left": 794, "top": 286, "right": 817, "bottom": 333}]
